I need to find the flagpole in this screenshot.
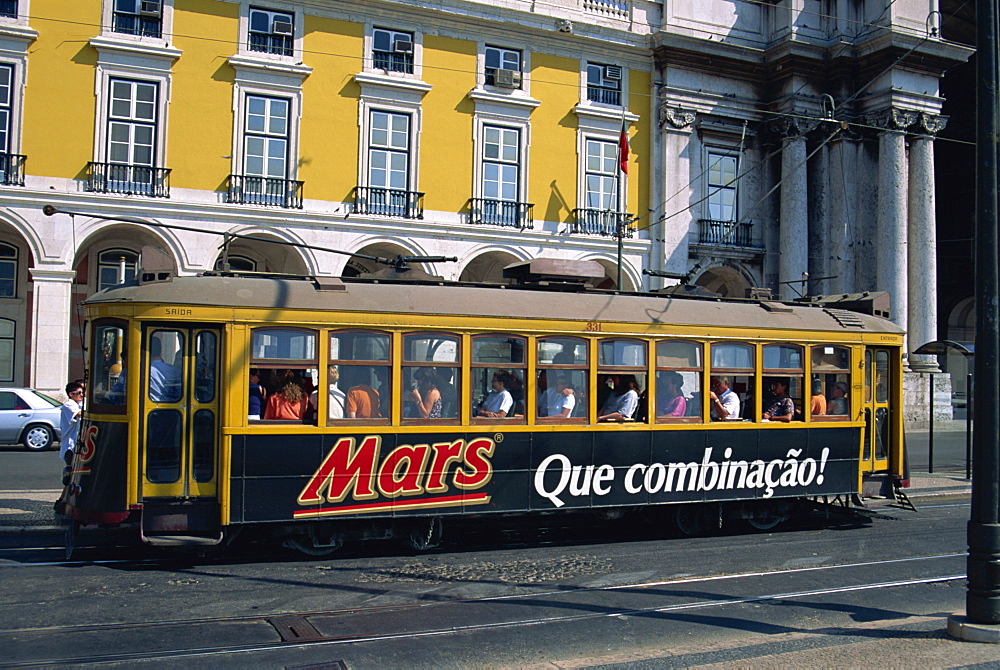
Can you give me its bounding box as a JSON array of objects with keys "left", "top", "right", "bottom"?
[{"left": 617, "top": 108, "right": 629, "bottom": 290}]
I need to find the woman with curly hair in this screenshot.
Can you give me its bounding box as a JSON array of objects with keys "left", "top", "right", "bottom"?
[{"left": 263, "top": 370, "right": 309, "bottom": 420}]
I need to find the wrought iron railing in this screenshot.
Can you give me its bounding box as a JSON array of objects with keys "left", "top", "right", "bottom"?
[
  {"left": 0, "top": 0, "right": 16, "bottom": 18},
  {"left": 697, "top": 219, "right": 756, "bottom": 247},
  {"left": 587, "top": 87, "right": 621, "bottom": 106},
  {"left": 372, "top": 50, "right": 413, "bottom": 74},
  {"left": 248, "top": 33, "right": 292, "bottom": 57},
  {"left": 112, "top": 12, "right": 162, "bottom": 38},
  {"left": 227, "top": 174, "right": 303, "bottom": 208},
  {"left": 572, "top": 208, "right": 634, "bottom": 237},
  {"left": 353, "top": 186, "right": 423, "bottom": 219},
  {"left": 87, "top": 162, "right": 171, "bottom": 198},
  {"left": 0, "top": 153, "right": 25, "bottom": 186},
  {"left": 469, "top": 198, "right": 534, "bottom": 229}
]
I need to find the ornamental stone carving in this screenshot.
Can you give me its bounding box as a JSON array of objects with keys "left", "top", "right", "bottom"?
[
  {"left": 659, "top": 105, "right": 695, "bottom": 129},
  {"left": 766, "top": 115, "right": 821, "bottom": 140},
  {"left": 916, "top": 112, "right": 948, "bottom": 135},
  {"left": 863, "top": 108, "right": 919, "bottom": 132}
]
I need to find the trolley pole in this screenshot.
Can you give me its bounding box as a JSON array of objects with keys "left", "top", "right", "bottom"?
[{"left": 962, "top": 0, "right": 1000, "bottom": 629}]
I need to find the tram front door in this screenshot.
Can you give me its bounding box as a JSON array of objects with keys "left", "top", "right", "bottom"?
[
  {"left": 862, "top": 348, "right": 892, "bottom": 474},
  {"left": 139, "top": 326, "right": 221, "bottom": 540}
]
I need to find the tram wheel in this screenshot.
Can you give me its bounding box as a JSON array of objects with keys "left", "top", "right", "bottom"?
[
  {"left": 674, "top": 505, "right": 712, "bottom": 536},
  {"left": 745, "top": 503, "right": 789, "bottom": 531},
  {"left": 408, "top": 517, "right": 443, "bottom": 551},
  {"left": 282, "top": 533, "right": 343, "bottom": 557}
]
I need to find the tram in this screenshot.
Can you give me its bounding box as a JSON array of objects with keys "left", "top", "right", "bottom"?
[{"left": 63, "top": 257, "right": 905, "bottom": 553}]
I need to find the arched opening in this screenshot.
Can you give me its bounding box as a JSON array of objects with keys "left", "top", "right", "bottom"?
[
  {"left": 590, "top": 258, "right": 636, "bottom": 291},
  {"left": 694, "top": 264, "right": 751, "bottom": 298},
  {"left": 342, "top": 242, "right": 427, "bottom": 278},
  {"left": 459, "top": 250, "right": 520, "bottom": 283}
]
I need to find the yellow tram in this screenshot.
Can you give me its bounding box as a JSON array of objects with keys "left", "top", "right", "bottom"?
[{"left": 65, "top": 259, "right": 905, "bottom": 553}]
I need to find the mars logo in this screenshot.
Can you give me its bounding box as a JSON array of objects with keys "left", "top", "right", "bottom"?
[
  {"left": 77, "top": 424, "right": 99, "bottom": 464},
  {"left": 294, "top": 435, "right": 495, "bottom": 519}
]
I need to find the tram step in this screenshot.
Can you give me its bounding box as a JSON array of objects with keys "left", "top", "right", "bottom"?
[{"left": 141, "top": 532, "right": 224, "bottom": 547}]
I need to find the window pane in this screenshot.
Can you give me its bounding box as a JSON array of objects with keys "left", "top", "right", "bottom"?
[
  {"left": 192, "top": 409, "right": 215, "bottom": 483},
  {"left": 195, "top": 331, "right": 216, "bottom": 403},
  {"left": 149, "top": 330, "right": 183, "bottom": 403},
  {"left": 538, "top": 337, "right": 587, "bottom": 365},
  {"left": 146, "top": 409, "right": 182, "bottom": 483},
  {"left": 711, "top": 343, "right": 753, "bottom": 369},
  {"left": 763, "top": 344, "right": 803, "bottom": 370},
  {"left": 330, "top": 331, "right": 390, "bottom": 361},
  {"left": 403, "top": 334, "right": 459, "bottom": 362},
  {"left": 473, "top": 336, "right": 525, "bottom": 364},
  {"left": 252, "top": 329, "right": 317, "bottom": 361},
  {"left": 599, "top": 339, "right": 646, "bottom": 367}
]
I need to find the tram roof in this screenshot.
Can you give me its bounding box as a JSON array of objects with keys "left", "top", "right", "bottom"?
[{"left": 83, "top": 274, "right": 904, "bottom": 335}]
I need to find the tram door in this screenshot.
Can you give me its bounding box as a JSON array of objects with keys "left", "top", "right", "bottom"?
[
  {"left": 862, "top": 348, "right": 892, "bottom": 473},
  {"left": 140, "top": 327, "right": 220, "bottom": 500}
]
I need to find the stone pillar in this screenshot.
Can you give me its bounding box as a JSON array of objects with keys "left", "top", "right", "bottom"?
[
  {"left": 908, "top": 114, "right": 947, "bottom": 371},
  {"left": 658, "top": 104, "right": 697, "bottom": 286},
  {"left": 828, "top": 136, "right": 858, "bottom": 294},
  {"left": 867, "top": 109, "right": 916, "bottom": 340},
  {"left": 28, "top": 268, "right": 75, "bottom": 397},
  {"left": 779, "top": 131, "right": 809, "bottom": 299}
]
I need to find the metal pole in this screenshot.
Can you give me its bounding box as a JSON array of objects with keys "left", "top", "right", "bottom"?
[
  {"left": 967, "top": 0, "right": 1000, "bottom": 625},
  {"left": 928, "top": 372, "right": 934, "bottom": 474},
  {"left": 616, "top": 219, "right": 623, "bottom": 290},
  {"left": 967, "top": 371, "right": 973, "bottom": 481}
]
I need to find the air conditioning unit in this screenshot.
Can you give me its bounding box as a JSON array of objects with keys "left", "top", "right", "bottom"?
[
  {"left": 393, "top": 40, "right": 414, "bottom": 54},
  {"left": 139, "top": 0, "right": 162, "bottom": 16},
  {"left": 272, "top": 18, "right": 293, "bottom": 35},
  {"left": 494, "top": 68, "right": 522, "bottom": 89},
  {"left": 604, "top": 65, "right": 622, "bottom": 80}
]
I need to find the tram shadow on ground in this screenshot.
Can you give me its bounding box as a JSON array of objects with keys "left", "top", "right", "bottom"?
[{"left": 73, "top": 502, "right": 875, "bottom": 567}]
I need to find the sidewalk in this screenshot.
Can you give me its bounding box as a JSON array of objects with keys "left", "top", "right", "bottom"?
[{"left": 0, "top": 472, "right": 973, "bottom": 535}]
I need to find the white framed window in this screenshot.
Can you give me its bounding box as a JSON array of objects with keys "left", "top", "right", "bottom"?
[
  {"left": 244, "top": 94, "right": 289, "bottom": 179},
  {"left": 482, "top": 125, "right": 520, "bottom": 202},
  {"left": 107, "top": 78, "right": 158, "bottom": 168},
  {"left": 248, "top": 7, "right": 293, "bottom": 56},
  {"left": 371, "top": 27, "right": 414, "bottom": 74},
  {"left": 0, "top": 62, "right": 13, "bottom": 154},
  {"left": 584, "top": 138, "right": 620, "bottom": 211},
  {"left": 0, "top": 317, "right": 13, "bottom": 382},
  {"left": 471, "top": 117, "right": 530, "bottom": 227},
  {"left": 100, "top": 0, "right": 174, "bottom": 44},
  {"left": 484, "top": 46, "right": 521, "bottom": 89},
  {"left": 0, "top": 1, "right": 15, "bottom": 19},
  {"left": 0, "top": 241, "right": 16, "bottom": 297},
  {"left": 706, "top": 150, "right": 738, "bottom": 221},
  {"left": 98, "top": 249, "right": 138, "bottom": 291},
  {"left": 585, "top": 62, "right": 622, "bottom": 106}
]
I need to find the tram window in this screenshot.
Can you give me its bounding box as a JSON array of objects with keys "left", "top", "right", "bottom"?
[
  {"left": 329, "top": 331, "right": 390, "bottom": 421},
  {"left": 597, "top": 338, "right": 647, "bottom": 422},
  {"left": 472, "top": 336, "right": 526, "bottom": 421},
  {"left": 710, "top": 342, "right": 754, "bottom": 421},
  {"left": 537, "top": 337, "right": 588, "bottom": 422},
  {"left": 762, "top": 344, "right": 804, "bottom": 422},
  {"left": 92, "top": 321, "right": 127, "bottom": 409},
  {"left": 250, "top": 328, "right": 317, "bottom": 423},
  {"left": 148, "top": 330, "right": 183, "bottom": 404},
  {"left": 403, "top": 333, "right": 459, "bottom": 421},
  {"left": 811, "top": 346, "right": 850, "bottom": 419},
  {"left": 145, "top": 408, "right": 182, "bottom": 483},
  {"left": 194, "top": 332, "right": 217, "bottom": 403},
  {"left": 192, "top": 409, "right": 215, "bottom": 483},
  {"left": 875, "top": 351, "right": 889, "bottom": 403},
  {"left": 655, "top": 340, "right": 702, "bottom": 422}
]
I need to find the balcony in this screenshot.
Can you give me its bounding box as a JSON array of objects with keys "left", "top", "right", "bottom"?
[
  {"left": 0, "top": 153, "right": 25, "bottom": 186},
  {"left": 372, "top": 50, "right": 413, "bottom": 74},
  {"left": 354, "top": 186, "right": 423, "bottom": 219},
  {"left": 112, "top": 12, "right": 162, "bottom": 38},
  {"left": 469, "top": 198, "right": 533, "bottom": 229},
  {"left": 586, "top": 87, "right": 621, "bottom": 106},
  {"left": 86, "top": 162, "right": 170, "bottom": 198},
  {"left": 0, "top": 1, "right": 15, "bottom": 19},
  {"left": 698, "top": 219, "right": 756, "bottom": 247},
  {"left": 227, "top": 174, "right": 303, "bottom": 208},
  {"left": 572, "top": 209, "right": 634, "bottom": 237}
]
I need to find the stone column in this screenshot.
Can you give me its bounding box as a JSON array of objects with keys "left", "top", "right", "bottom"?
[
  {"left": 777, "top": 123, "right": 811, "bottom": 299},
  {"left": 908, "top": 114, "right": 947, "bottom": 371},
  {"left": 867, "top": 109, "right": 916, "bottom": 339},
  {"left": 657, "top": 104, "right": 697, "bottom": 287},
  {"left": 28, "top": 268, "right": 75, "bottom": 397},
  {"left": 828, "top": 136, "right": 858, "bottom": 294}
]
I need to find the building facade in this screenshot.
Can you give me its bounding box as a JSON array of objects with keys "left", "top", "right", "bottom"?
[{"left": 0, "top": 0, "right": 972, "bottom": 406}]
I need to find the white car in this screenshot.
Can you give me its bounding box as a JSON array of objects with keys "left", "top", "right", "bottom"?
[{"left": 0, "top": 388, "right": 63, "bottom": 451}]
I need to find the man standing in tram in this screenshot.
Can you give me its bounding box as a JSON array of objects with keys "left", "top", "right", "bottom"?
[{"left": 709, "top": 376, "right": 740, "bottom": 420}]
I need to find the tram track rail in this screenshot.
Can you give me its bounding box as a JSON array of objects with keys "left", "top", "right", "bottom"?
[{"left": 0, "top": 553, "right": 967, "bottom": 667}]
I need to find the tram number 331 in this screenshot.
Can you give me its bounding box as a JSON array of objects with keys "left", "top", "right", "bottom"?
[{"left": 586, "top": 322, "right": 602, "bottom": 332}]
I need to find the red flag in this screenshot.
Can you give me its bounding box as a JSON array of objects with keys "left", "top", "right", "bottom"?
[{"left": 618, "top": 117, "right": 629, "bottom": 174}]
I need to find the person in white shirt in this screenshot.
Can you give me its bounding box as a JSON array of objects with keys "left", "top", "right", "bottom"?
[
  {"left": 541, "top": 375, "right": 576, "bottom": 418},
  {"left": 710, "top": 376, "right": 741, "bottom": 420},
  {"left": 59, "top": 381, "right": 84, "bottom": 465},
  {"left": 477, "top": 371, "right": 514, "bottom": 418}
]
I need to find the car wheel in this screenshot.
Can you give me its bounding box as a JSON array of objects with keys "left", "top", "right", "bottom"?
[{"left": 22, "top": 424, "right": 55, "bottom": 451}]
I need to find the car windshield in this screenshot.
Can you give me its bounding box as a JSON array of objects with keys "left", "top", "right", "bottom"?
[{"left": 29, "top": 390, "right": 62, "bottom": 408}]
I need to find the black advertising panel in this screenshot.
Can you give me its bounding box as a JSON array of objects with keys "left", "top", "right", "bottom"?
[
  {"left": 230, "top": 427, "right": 860, "bottom": 525},
  {"left": 66, "top": 420, "right": 130, "bottom": 524}
]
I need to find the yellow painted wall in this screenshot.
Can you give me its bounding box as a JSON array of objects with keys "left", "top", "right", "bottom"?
[
  {"left": 529, "top": 53, "right": 580, "bottom": 224},
  {"left": 169, "top": 0, "right": 238, "bottom": 191},
  {"left": 22, "top": 1, "right": 101, "bottom": 179},
  {"left": 299, "top": 15, "right": 363, "bottom": 203},
  {"left": 629, "top": 68, "right": 651, "bottom": 229},
  {"left": 419, "top": 35, "right": 476, "bottom": 213}
]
